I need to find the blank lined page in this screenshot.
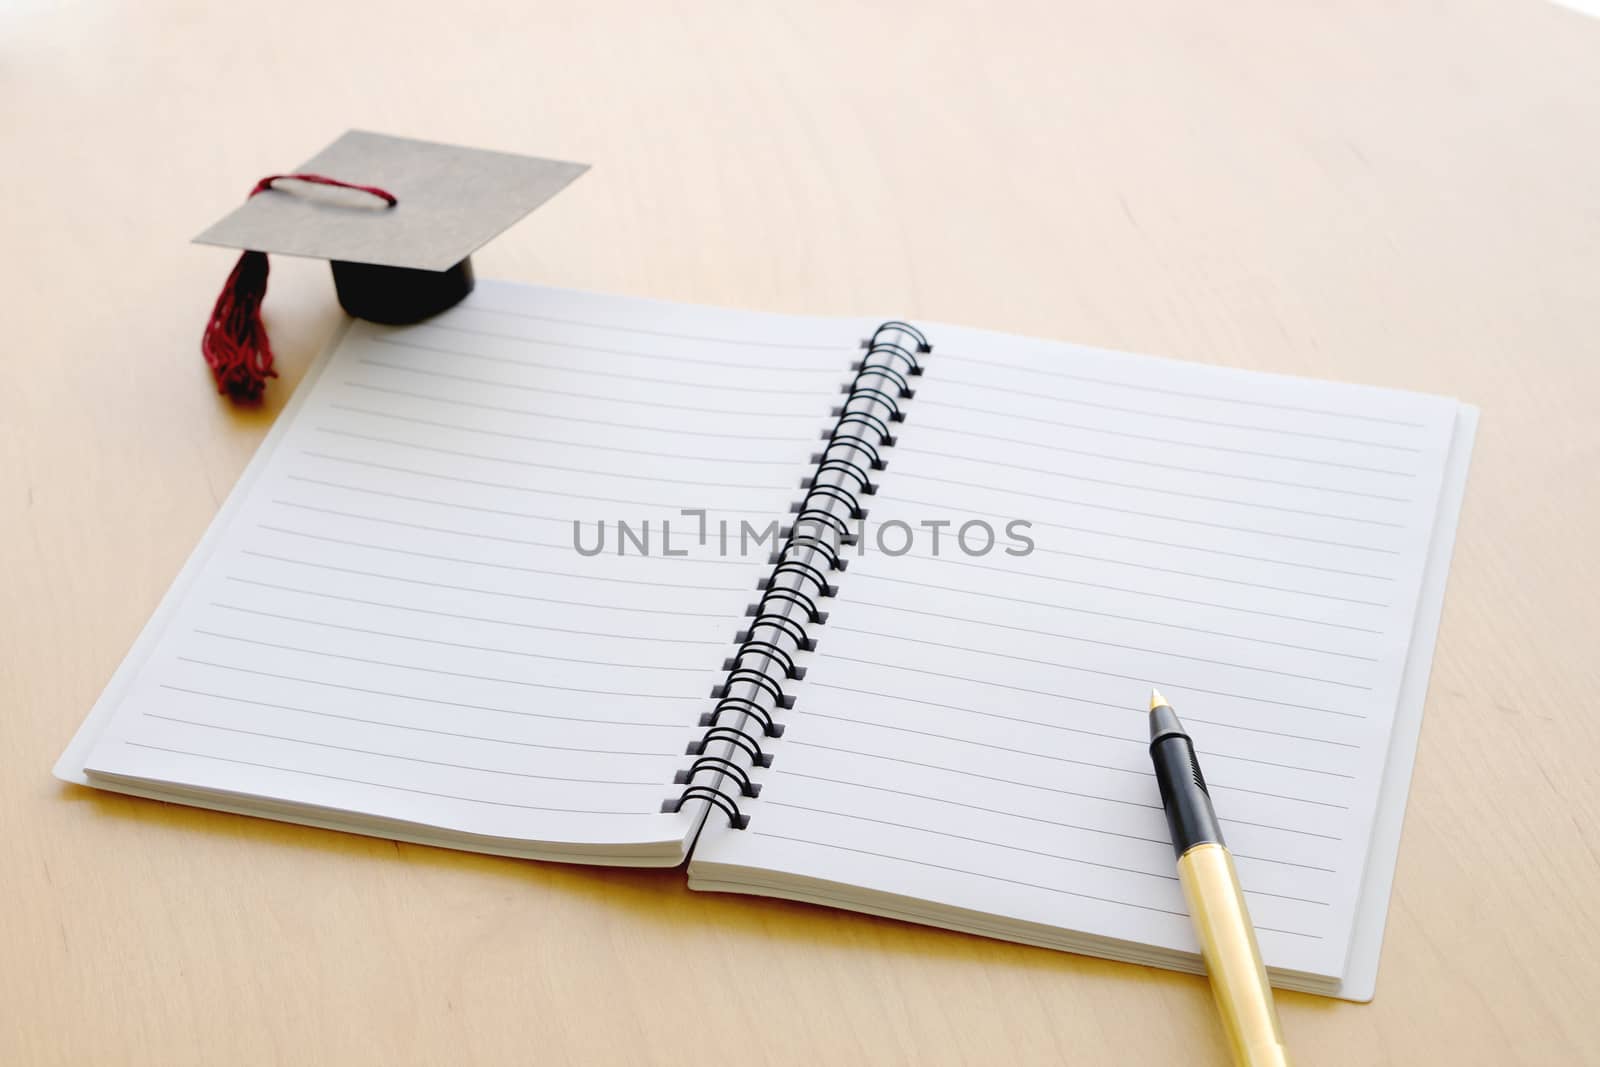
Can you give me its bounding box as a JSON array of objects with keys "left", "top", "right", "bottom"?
[
  {"left": 690, "top": 323, "right": 1463, "bottom": 976},
  {"left": 70, "top": 282, "right": 869, "bottom": 857}
]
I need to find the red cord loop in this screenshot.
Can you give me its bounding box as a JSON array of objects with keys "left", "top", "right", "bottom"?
[
  {"left": 200, "top": 174, "right": 398, "bottom": 402},
  {"left": 247, "top": 173, "right": 399, "bottom": 206}
]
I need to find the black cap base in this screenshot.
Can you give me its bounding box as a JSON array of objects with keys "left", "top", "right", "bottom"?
[{"left": 330, "top": 256, "right": 475, "bottom": 325}]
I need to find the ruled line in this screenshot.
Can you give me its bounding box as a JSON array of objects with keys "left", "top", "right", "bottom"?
[
  {"left": 891, "top": 483, "right": 1399, "bottom": 554},
  {"left": 775, "top": 767, "right": 1343, "bottom": 846},
  {"left": 121, "top": 742, "right": 660, "bottom": 817},
  {"left": 777, "top": 760, "right": 1341, "bottom": 873},
  {"left": 855, "top": 552, "right": 1386, "bottom": 634},
  {"left": 776, "top": 769, "right": 1168, "bottom": 843},
  {"left": 298, "top": 450, "right": 786, "bottom": 515},
  {"left": 782, "top": 738, "right": 1158, "bottom": 809},
  {"left": 285, "top": 475, "right": 766, "bottom": 530},
  {"left": 417, "top": 318, "right": 849, "bottom": 370},
  {"left": 913, "top": 403, "right": 1415, "bottom": 475},
  {"left": 144, "top": 712, "right": 677, "bottom": 771},
  {"left": 218, "top": 579, "right": 723, "bottom": 646},
  {"left": 818, "top": 648, "right": 1362, "bottom": 721},
  {"left": 270, "top": 500, "right": 748, "bottom": 566},
  {"left": 842, "top": 587, "right": 1380, "bottom": 664},
  {"left": 797, "top": 707, "right": 1354, "bottom": 782},
  {"left": 768, "top": 800, "right": 1186, "bottom": 885},
  {"left": 800, "top": 713, "right": 1155, "bottom": 781},
  {"left": 880, "top": 499, "right": 1396, "bottom": 580},
  {"left": 255, "top": 526, "right": 751, "bottom": 591},
  {"left": 897, "top": 443, "right": 1413, "bottom": 503},
  {"left": 286, "top": 475, "right": 573, "bottom": 523},
  {"left": 235, "top": 553, "right": 734, "bottom": 618},
  {"left": 277, "top": 497, "right": 573, "bottom": 542},
  {"left": 197, "top": 613, "right": 709, "bottom": 674},
  {"left": 748, "top": 831, "right": 1199, "bottom": 921},
  {"left": 763, "top": 800, "right": 1332, "bottom": 905},
  {"left": 339, "top": 381, "right": 801, "bottom": 442},
  {"left": 830, "top": 623, "right": 1371, "bottom": 691},
  {"left": 373, "top": 335, "right": 834, "bottom": 394},
  {"left": 924, "top": 374, "right": 1422, "bottom": 452},
  {"left": 313, "top": 429, "right": 791, "bottom": 490},
  {"left": 185, "top": 633, "right": 705, "bottom": 701},
  {"left": 785, "top": 739, "right": 1350, "bottom": 813},
  {"left": 357, "top": 358, "right": 824, "bottom": 419},
  {"left": 793, "top": 709, "right": 1355, "bottom": 800},
  {"left": 327, "top": 403, "right": 804, "bottom": 465},
  {"left": 805, "top": 680, "right": 1360, "bottom": 751},
  {"left": 171, "top": 662, "right": 694, "bottom": 729},
  {"left": 798, "top": 691, "right": 1354, "bottom": 777},
  {"left": 893, "top": 468, "right": 1407, "bottom": 530},
  {"left": 856, "top": 516, "right": 1396, "bottom": 596},
  {"left": 999, "top": 542, "right": 1391, "bottom": 606},
  {"left": 936, "top": 350, "right": 1429, "bottom": 428}
]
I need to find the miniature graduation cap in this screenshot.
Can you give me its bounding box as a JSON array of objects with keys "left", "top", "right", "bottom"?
[{"left": 194, "top": 130, "right": 587, "bottom": 402}]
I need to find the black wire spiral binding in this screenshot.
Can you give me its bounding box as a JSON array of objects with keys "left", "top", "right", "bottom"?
[{"left": 661, "top": 320, "right": 931, "bottom": 828}]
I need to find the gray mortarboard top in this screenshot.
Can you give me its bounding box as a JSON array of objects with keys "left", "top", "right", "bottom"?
[{"left": 195, "top": 130, "right": 588, "bottom": 323}]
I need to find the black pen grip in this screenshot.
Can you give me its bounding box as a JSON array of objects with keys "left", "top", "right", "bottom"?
[{"left": 1151, "top": 730, "right": 1225, "bottom": 858}]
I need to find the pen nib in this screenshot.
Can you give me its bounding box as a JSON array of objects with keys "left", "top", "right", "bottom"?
[{"left": 1148, "top": 691, "right": 1185, "bottom": 743}]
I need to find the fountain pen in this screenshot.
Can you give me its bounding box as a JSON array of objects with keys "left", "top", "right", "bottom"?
[{"left": 1149, "top": 689, "right": 1292, "bottom": 1067}]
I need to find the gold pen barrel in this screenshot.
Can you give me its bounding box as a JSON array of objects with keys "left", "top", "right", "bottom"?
[{"left": 1177, "top": 843, "right": 1292, "bottom": 1067}]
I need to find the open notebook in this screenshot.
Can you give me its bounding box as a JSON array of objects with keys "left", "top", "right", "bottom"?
[{"left": 56, "top": 281, "right": 1475, "bottom": 1001}]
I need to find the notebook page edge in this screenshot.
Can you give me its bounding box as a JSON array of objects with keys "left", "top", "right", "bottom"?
[
  {"left": 684, "top": 871, "right": 1340, "bottom": 995},
  {"left": 1336, "top": 403, "right": 1478, "bottom": 1002},
  {"left": 81, "top": 772, "right": 688, "bottom": 866}
]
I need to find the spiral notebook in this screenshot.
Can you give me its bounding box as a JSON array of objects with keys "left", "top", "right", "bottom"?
[{"left": 55, "top": 281, "right": 1476, "bottom": 1001}]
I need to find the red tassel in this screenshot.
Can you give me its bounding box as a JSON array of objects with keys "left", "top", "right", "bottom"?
[
  {"left": 202, "top": 249, "right": 276, "bottom": 402},
  {"left": 200, "top": 173, "right": 398, "bottom": 403}
]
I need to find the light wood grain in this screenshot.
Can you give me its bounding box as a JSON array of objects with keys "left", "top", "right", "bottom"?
[{"left": 4, "top": 1, "right": 1599, "bottom": 1063}]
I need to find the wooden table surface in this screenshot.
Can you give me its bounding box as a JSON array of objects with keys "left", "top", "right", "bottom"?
[{"left": 5, "top": 1, "right": 1599, "bottom": 1063}]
